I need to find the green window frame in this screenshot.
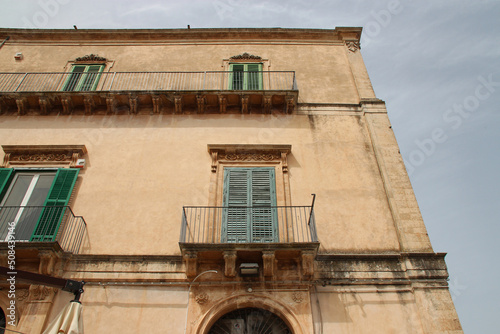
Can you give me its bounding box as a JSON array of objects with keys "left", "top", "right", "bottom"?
[
  {"left": 63, "top": 64, "right": 104, "bottom": 91},
  {"left": 229, "top": 63, "right": 263, "bottom": 90},
  {"left": 0, "top": 168, "right": 79, "bottom": 242},
  {"left": 222, "top": 167, "right": 278, "bottom": 243}
]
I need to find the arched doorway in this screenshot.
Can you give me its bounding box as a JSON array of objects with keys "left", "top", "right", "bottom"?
[
  {"left": 0, "top": 307, "right": 5, "bottom": 334},
  {"left": 208, "top": 307, "right": 292, "bottom": 334}
]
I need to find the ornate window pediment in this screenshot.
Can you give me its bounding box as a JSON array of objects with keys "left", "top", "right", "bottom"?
[
  {"left": 1, "top": 145, "right": 87, "bottom": 168},
  {"left": 208, "top": 144, "right": 291, "bottom": 173},
  {"left": 74, "top": 54, "right": 107, "bottom": 62},
  {"left": 230, "top": 52, "right": 262, "bottom": 61}
]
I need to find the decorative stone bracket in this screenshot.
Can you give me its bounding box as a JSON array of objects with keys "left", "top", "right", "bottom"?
[{"left": 1, "top": 145, "right": 87, "bottom": 168}]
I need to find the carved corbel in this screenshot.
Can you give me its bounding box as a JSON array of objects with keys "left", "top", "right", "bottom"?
[
  {"left": 286, "top": 96, "right": 295, "bottom": 114},
  {"left": 1, "top": 153, "right": 11, "bottom": 168},
  {"left": 219, "top": 95, "right": 227, "bottom": 113},
  {"left": 174, "top": 95, "right": 183, "bottom": 114},
  {"left": 224, "top": 250, "right": 237, "bottom": 277},
  {"left": 196, "top": 95, "right": 206, "bottom": 114},
  {"left": 38, "top": 252, "right": 57, "bottom": 276},
  {"left": 152, "top": 95, "right": 162, "bottom": 114},
  {"left": 263, "top": 95, "right": 272, "bottom": 114},
  {"left": 38, "top": 97, "right": 51, "bottom": 115},
  {"left": 184, "top": 252, "right": 198, "bottom": 278},
  {"left": 61, "top": 96, "right": 73, "bottom": 115},
  {"left": 129, "top": 95, "right": 138, "bottom": 114},
  {"left": 262, "top": 250, "right": 276, "bottom": 277},
  {"left": 211, "top": 151, "right": 218, "bottom": 173},
  {"left": 241, "top": 95, "right": 249, "bottom": 114},
  {"left": 83, "top": 96, "right": 95, "bottom": 115},
  {"left": 106, "top": 96, "right": 116, "bottom": 114},
  {"left": 0, "top": 97, "right": 6, "bottom": 114},
  {"left": 16, "top": 98, "right": 28, "bottom": 116},
  {"left": 281, "top": 151, "right": 288, "bottom": 173},
  {"left": 301, "top": 250, "right": 315, "bottom": 277},
  {"left": 346, "top": 40, "right": 361, "bottom": 53}
]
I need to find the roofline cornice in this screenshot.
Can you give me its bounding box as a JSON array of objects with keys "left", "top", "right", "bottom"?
[{"left": 0, "top": 27, "right": 362, "bottom": 43}]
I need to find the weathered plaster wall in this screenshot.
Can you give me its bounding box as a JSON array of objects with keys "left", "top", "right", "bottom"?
[{"left": 0, "top": 112, "right": 402, "bottom": 255}]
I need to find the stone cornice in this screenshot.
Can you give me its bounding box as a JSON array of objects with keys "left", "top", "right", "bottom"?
[{"left": 0, "top": 27, "right": 362, "bottom": 43}]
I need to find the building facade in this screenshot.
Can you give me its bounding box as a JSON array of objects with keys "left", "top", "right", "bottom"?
[{"left": 0, "top": 28, "right": 462, "bottom": 333}]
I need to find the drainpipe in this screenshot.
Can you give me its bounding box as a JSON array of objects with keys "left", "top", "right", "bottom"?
[{"left": 0, "top": 36, "right": 10, "bottom": 50}]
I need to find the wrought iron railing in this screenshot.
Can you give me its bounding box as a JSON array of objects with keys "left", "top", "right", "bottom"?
[
  {"left": 180, "top": 205, "right": 318, "bottom": 244},
  {"left": 0, "top": 71, "right": 297, "bottom": 92},
  {"left": 0, "top": 206, "right": 87, "bottom": 254}
]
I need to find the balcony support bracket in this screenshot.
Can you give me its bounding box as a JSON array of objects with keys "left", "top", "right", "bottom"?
[
  {"left": 184, "top": 251, "right": 198, "bottom": 279},
  {"left": 262, "top": 250, "right": 276, "bottom": 278},
  {"left": 301, "top": 250, "right": 315, "bottom": 277},
  {"left": 39, "top": 97, "right": 52, "bottom": 115},
  {"left": 224, "top": 250, "right": 237, "bottom": 277}
]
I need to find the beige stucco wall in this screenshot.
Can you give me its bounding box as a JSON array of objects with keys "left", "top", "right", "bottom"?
[
  {"left": 0, "top": 112, "right": 401, "bottom": 255},
  {"left": 0, "top": 39, "right": 359, "bottom": 104}
]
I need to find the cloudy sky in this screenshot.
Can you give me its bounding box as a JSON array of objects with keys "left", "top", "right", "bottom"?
[{"left": 1, "top": 0, "right": 499, "bottom": 332}]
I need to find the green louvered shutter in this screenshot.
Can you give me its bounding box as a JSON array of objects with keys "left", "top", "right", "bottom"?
[
  {"left": 30, "top": 168, "right": 79, "bottom": 241},
  {"left": 63, "top": 64, "right": 104, "bottom": 91},
  {"left": 246, "top": 63, "right": 262, "bottom": 90},
  {"left": 223, "top": 168, "right": 250, "bottom": 242},
  {"left": 222, "top": 167, "right": 277, "bottom": 243},
  {"left": 250, "top": 168, "right": 277, "bottom": 242},
  {"left": 0, "top": 168, "right": 14, "bottom": 201},
  {"left": 229, "top": 63, "right": 263, "bottom": 90},
  {"left": 80, "top": 65, "right": 104, "bottom": 91}
]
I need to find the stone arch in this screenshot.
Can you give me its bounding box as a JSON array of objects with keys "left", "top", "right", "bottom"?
[{"left": 196, "top": 293, "right": 305, "bottom": 334}]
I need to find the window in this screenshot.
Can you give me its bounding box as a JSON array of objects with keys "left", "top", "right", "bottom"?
[
  {"left": 229, "top": 63, "right": 263, "bottom": 90},
  {"left": 222, "top": 167, "right": 277, "bottom": 243},
  {"left": 0, "top": 168, "right": 79, "bottom": 242},
  {"left": 63, "top": 64, "right": 104, "bottom": 91}
]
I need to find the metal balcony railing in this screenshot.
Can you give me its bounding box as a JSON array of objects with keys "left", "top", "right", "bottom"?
[
  {"left": 0, "top": 206, "right": 87, "bottom": 254},
  {"left": 180, "top": 205, "right": 318, "bottom": 244},
  {"left": 0, "top": 71, "right": 297, "bottom": 93}
]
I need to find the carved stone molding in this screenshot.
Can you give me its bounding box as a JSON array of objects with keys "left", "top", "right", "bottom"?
[
  {"left": 230, "top": 52, "right": 262, "bottom": 61},
  {"left": 28, "top": 285, "right": 56, "bottom": 302},
  {"left": 207, "top": 144, "right": 291, "bottom": 173},
  {"left": 17, "top": 289, "right": 29, "bottom": 302},
  {"left": 1, "top": 145, "right": 87, "bottom": 167},
  {"left": 292, "top": 292, "right": 303, "bottom": 303},
  {"left": 196, "top": 293, "right": 209, "bottom": 304},
  {"left": 346, "top": 40, "right": 361, "bottom": 53},
  {"left": 75, "top": 54, "right": 107, "bottom": 62}
]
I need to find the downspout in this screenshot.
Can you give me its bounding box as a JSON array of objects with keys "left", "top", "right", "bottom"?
[{"left": 0, "top": 36, "right": 10, "bottom": 50}]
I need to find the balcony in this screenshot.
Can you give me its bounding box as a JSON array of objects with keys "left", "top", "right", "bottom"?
[
  {"left": 179, "top": 205, "right": 319, "bottom": 279},
  {"left": 180, "top": 205, "right": 317, "bottom": 245},
  {"left": 0, "top": 205, "right": 87, "bottom": 254},
  {"left": 0, "top": 71, "right": 298, "bottom": 115}
]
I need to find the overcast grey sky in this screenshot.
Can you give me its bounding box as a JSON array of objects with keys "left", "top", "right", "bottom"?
[{"left": 1, "top": 0, "right": 499, "bottom": 332}]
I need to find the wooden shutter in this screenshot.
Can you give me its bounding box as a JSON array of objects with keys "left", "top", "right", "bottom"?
[
  {"left": 0, "top": 168, "right": 14, "bottom": 201},
  {"left": 63, "top": 64, "right": 104, "bottom": 91},
  {"left": 222, "top": 167, "right": 277, "bottom": 243},
  {"left": 63, "top": 65, "right": 86, "bottom": 91},
  {"left": 246, "top": 63, "right": 262, "bottom": 90},
  {"left": 80, "top": 65, "right": 104, "bottom": 91},
  {"left": 250, "top": 168, "right": 276, "bottom": 242},
  {"left": 223, "top": 168, "right": 250, "bottom": 242},
  {"left": 229, "top": 64, "right": 245, "bottom": 90},
  {"left": 30, "top": 168, "right": 79, "bottom": 241}
]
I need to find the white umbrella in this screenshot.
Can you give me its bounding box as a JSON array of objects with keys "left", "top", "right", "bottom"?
[{"left": 43, "top": 301, "right": 83, "bottom": 334}]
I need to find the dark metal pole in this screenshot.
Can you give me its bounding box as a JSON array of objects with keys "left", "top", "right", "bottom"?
[{"left": 0, "top": 266, "right": 84, "bottom": 301}]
